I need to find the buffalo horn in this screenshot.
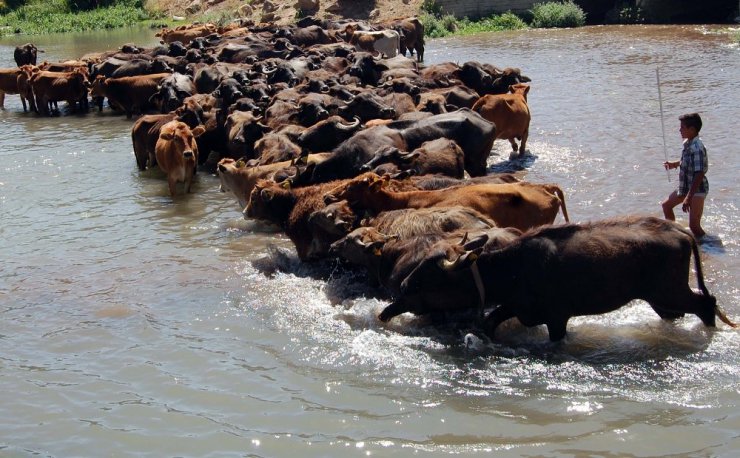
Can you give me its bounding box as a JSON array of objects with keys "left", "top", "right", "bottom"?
[{"left": 337, "top": 116, "right": 361, "bottom": 130}]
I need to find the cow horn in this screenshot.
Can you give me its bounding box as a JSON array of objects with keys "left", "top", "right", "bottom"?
[
  {"left": 439, "top": 250, "right": 478, "bottom": 271},
  {"left": 337, "top": 116, "right": 361, "bottom": 131},
  {"left": 262, "top": 66, "right": 277, "bottom": 75},
  {"left": 398, "top": 151, "right": 419, "bottom": 162}
]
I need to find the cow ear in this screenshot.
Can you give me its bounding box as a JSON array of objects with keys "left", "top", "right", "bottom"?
[
  {"left": 160, "top": 131, "right": 174, "bottom": 141},
  {"left": 280, "top": 180, "right": 291, "bottom": 190},
  {"left": 235, "top": 160, "right": 246, "bottom": 168},
  {"left": 365, "top": 240, "right": 384, "bottom": 257},
  {"left": 191, "top": 125, "right": 206, "bottom": 137},
  {"left": 260, "top": 188, "right": 274, "bottom": 202}
]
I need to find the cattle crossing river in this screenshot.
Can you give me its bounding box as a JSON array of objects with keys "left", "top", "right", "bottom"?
[{"left": 1, "top": 24, "right": 739, "bottom": 456}]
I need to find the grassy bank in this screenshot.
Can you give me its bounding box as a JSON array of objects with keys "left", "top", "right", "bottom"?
[
  {"left": 421, "top": 1, "right": 588, "bottom": 39},
  {"left": 0, "top": 0, "right": 160, "bottom": 36}
]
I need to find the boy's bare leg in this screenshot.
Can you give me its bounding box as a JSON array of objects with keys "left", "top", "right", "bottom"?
[
  {"left": 688, "top": 195, "right": 706, "bottom": 238},
  {"left": 661, "top": 191, "right": 683, "bottom": 221}
]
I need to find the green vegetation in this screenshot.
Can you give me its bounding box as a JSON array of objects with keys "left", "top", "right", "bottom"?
[
  {"left": 420, "top": 0, "right": 587, "bottom": 39},
  {"left": 0, "top": 0, "right": 150, "bottom": 36},
  {"left": 530, "top": 1, "right": 586, "bottom": 28},
  {"left": 421, "top": 11, "right": 528, "bottom": 39}
]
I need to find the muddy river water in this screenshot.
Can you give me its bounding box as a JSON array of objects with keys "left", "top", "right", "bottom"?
[{"left": 1, "top": 24, "right": 739, "bottom": 456}]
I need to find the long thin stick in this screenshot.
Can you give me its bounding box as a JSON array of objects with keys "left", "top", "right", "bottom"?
[{"left": 656, "top": 67, "right": 671, "bottom": 182}]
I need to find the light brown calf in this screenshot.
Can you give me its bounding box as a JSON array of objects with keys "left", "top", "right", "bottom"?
[
  {"left": 472, "top": 83, "right": 531, "bottom": 157},
  {"left": 155, "top": 121, "right": 205, "bottom": 197}
]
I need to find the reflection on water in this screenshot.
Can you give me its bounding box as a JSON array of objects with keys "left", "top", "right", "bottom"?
[{"left": 1, "top": 25, "right": 739, "bottom": 456}]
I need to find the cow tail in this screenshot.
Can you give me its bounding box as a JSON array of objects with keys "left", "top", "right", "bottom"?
[
  {"left": 546, "top": 185, "right": 569, "bottom": 223},
  {"left": 689, "top": 233, "right": 709, "bottom": 296},
  {"left": 688, "top": 231, "right": 737, "bottom": 327}
]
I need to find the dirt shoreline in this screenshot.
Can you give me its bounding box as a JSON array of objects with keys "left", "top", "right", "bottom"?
[{"left": 144, "top": 0, "right": 426, "bottom": 25}]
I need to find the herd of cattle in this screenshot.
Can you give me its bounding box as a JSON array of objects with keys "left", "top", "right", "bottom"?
[{"left": 1, "top": 16, "right": 734, "bottom": 341}]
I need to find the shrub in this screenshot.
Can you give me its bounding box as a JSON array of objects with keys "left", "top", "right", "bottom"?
[
  {"left": 419, "top": 11, "right": 458, "bottom": 38},
  {"left": 458, "top": 12, "right": 528, "bottom": 34},
  {"left": 530, "top": 1, "right": 586, "bottom": 28},
  {"left": 0, "top": 0, "right": 146, "bottom": 35}
]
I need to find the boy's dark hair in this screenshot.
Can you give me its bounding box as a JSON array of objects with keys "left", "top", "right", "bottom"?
[{"left": 679, "top": 112, "right": 702, "bottom": 132}]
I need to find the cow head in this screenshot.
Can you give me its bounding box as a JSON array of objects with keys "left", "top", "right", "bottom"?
[
  {"left": 159, "top": 121, "right": 205, "bottom": 161},
  {"left": 87, "top": 75, "right": 107, "bottom": 97},
  {"left": 509, "top": 83, "right": 530, "bottom": 101},
  {"left": 243, "top": 179, "right": 294, "bottom": 222},
  {"left": 328, "top": 226, "right": 395, "bottom": 266},
  {"left": 323, "top": 172, "right": 387, "bottom": 205}
]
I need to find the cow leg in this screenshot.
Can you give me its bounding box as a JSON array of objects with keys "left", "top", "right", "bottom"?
[
  {"left": 0, "top": 91, "right": 6, "bottom": 109},
  {"left": 415, "top": 44, "right": 424, "bottom": 62},
  {"left": 93, "top": 96, "right": 104, "bottom": 112},
  {"left": 546, "top": 318, "right": 568, "bottom": 341},
  {"left": 509, "top": 138, "right": 519, "bottom": 154},
  {"left": 483, "top": 304, "right": 516, "bottom": 339},
  {"left": 520, "top": 125, "right": 529, "bottom": 154},
  {"left": 647, "top": 289, "right": 717, "bottom": 327},
  {"left": 185, "top": 174, "right": 194, "bottom": 193},
  {"left": 167, "top": 177, "right": 177, "bottom": 197},
  {"left": 378, "top": 299, "right": 408, "bottom": 322},
  {"left": 20, "top": 95, "right": 27, "bottom": 112}
]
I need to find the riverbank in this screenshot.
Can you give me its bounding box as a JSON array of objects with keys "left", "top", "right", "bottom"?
[{"left": 1, "top": 0, "right": 738, "bottom": 37}]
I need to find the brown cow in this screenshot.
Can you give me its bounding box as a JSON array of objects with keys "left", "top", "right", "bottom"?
[
  {"left": 88, "top": 73, "right": 168, "bottom": 118},
  {"left": 472, "top": 83, "right": 531, "bottom": 158},
  {"left": 397, "top": 216, "right": 736, "bottom": 340},
  {"left": 16, "top": 65, "right": 37, "bottom": 112},
  {"left": 217, "top": 154, "right": 332, "bottom": 210},
  {"left": 155, "top": 23, "right": 217, "bottom": 45},
  {"left": 131, "top": 113, "right": 178, "bottom": 170},
  {"left": 30, "top": 68, "right": 89, "bottom": 116},
  {"left": 0, "top": 67, "right": 23, "bottom": 109},
  {"left": 244, "top": 173, "right": 423, "bottom": 260},
  {"left": 383, "top": 17, "right": 425, "bottom": 61},
  {"left": 324, "top": 173, "right": 569, "bottom": 232},
  {"left": 155, "top": 121, "right": 205, "bottom": 197}
]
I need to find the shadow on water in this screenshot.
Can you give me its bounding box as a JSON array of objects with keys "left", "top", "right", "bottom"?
[
  {"left": 699, "top": 234, "right": 726, "bottom": 254},
  {"left": 489, "top": 150, "right": 538, "bottom": 173}
]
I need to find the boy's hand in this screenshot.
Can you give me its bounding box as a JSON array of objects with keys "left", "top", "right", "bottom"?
[
  {"left": 682, "top": 196, "right": 691, "bottom": 213},
  {"left": 664, "top": 161, "right": 679, "bottom": 170}
]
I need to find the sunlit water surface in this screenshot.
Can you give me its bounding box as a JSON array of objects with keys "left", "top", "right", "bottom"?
[{"left": 1, "top": 25, "right": 738, "bottom": 456}]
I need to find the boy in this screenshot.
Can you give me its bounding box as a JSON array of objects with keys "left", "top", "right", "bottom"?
[{"left": 661, "top": 112, "right": 709, "bottom": 239}]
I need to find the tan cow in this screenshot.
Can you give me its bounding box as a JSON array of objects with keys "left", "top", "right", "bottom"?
[
  {"left": 0, "top": 67, "right": 22, "bottom": 109},
  {"left": 217, "top": 154, "right": 332, "bottom": 209},
  {"left": 155, "top": 23, "right": 217, "bottom": 45},
  {"left": 16, "top": 65, "right": 37, "bottom": 112},
  {"left": 30, "top": 68, "right": 89, "bottom": 116},
  {"left": 472, "top": 83, "right": 531, "bottom": 158},
  {"left": 155, "top": 121, "right": 205, "bottom": 197},
  {"left": 324, "top": 173, "right": 569, "bottom": 232},
  {"left": 88, "top": 73, "right": 168, "bottom": 119}
]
